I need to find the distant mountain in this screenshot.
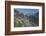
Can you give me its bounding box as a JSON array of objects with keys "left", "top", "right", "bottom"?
[{"left": 34, "top": 12, "right": 39, "bottom": 17}]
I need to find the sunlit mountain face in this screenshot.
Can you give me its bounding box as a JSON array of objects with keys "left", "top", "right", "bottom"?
[{"left": 14, "top": 8, "right": 39, "bottom": 27}]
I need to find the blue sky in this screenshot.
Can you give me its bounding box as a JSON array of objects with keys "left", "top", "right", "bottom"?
[{"left": 14, "top": 8, "right": 39, "bottom": 15}]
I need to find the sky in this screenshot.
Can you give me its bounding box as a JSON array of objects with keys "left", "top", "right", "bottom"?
[{"left": 14, "top": 8, "right": 39, "bottom": 15}]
